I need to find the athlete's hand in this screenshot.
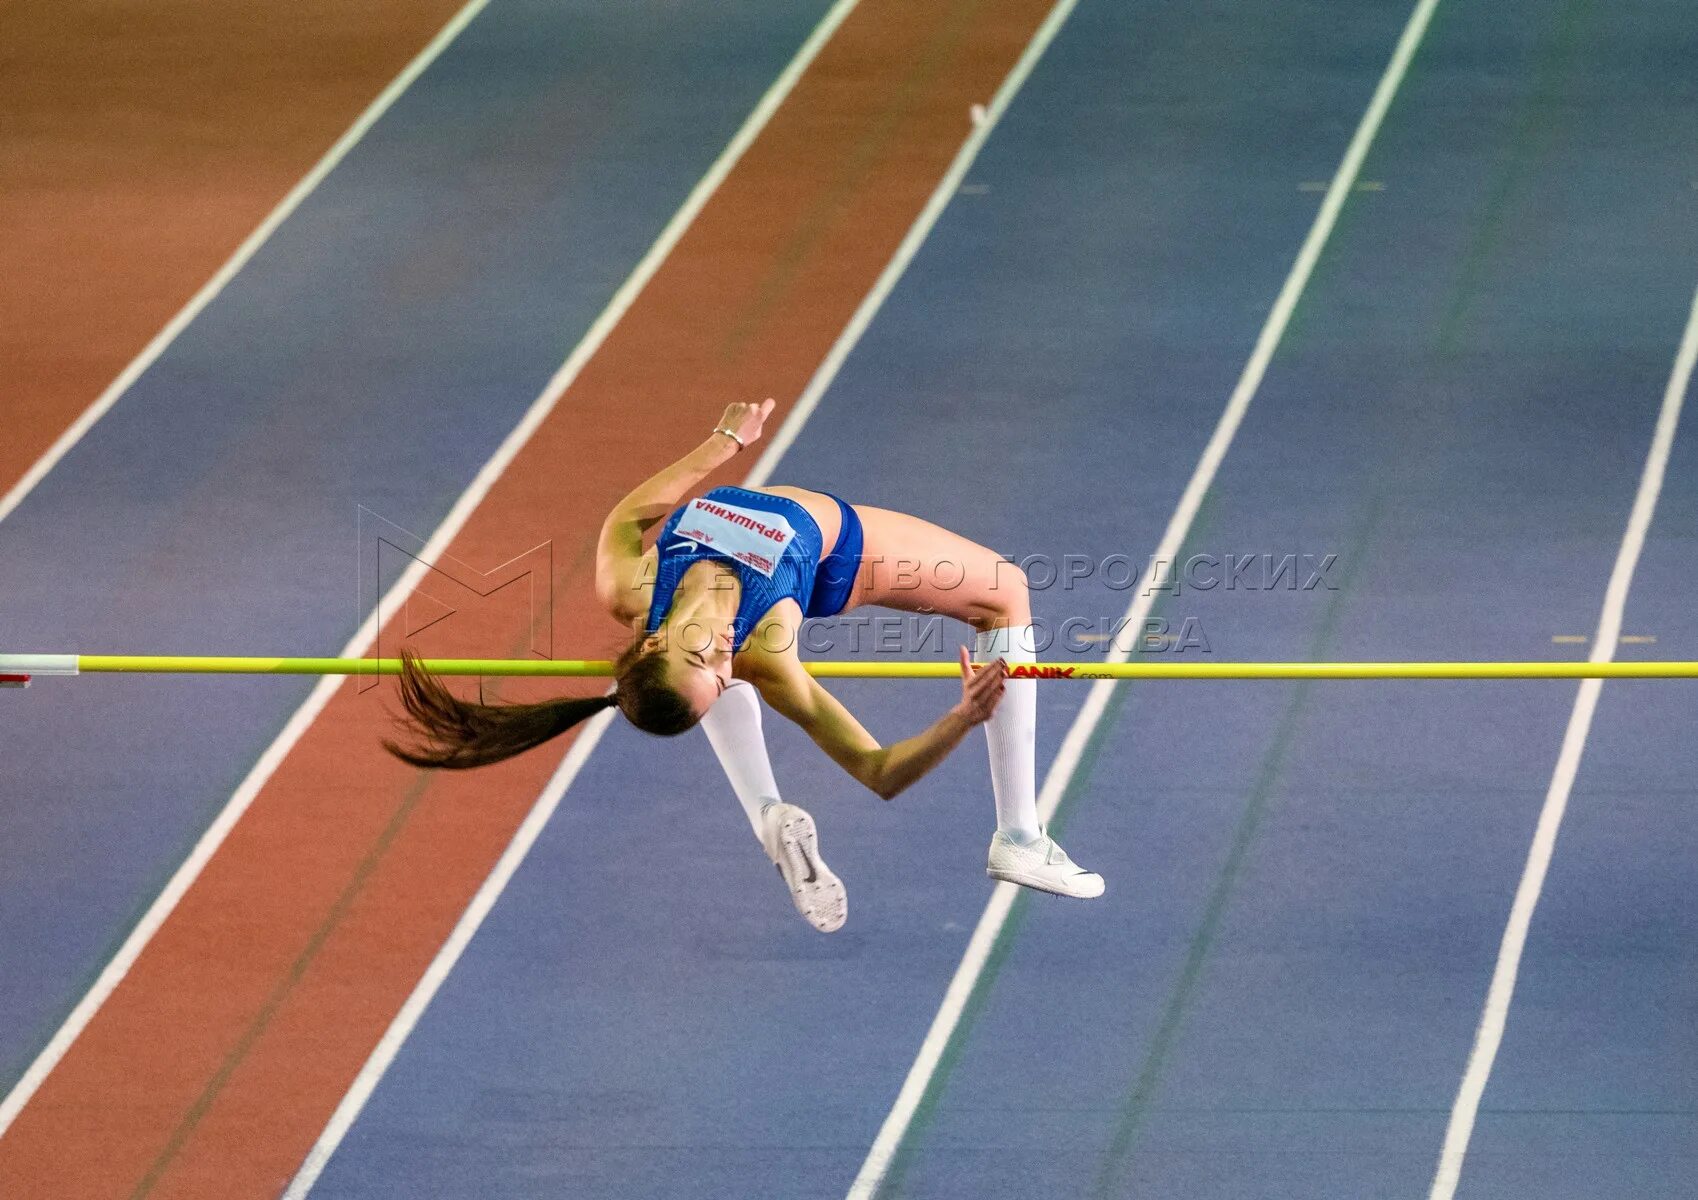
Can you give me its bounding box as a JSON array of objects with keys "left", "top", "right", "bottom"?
[
  {"left": 715, "top": 398, "right": 777, "bottom": 451},
  {"left": 953, "top": 645, "right": 1007, "bottom": 725}
]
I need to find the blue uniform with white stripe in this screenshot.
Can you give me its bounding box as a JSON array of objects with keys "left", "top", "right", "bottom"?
[{"left": 645, "top": 486, "right": 863, "bottom": 650}]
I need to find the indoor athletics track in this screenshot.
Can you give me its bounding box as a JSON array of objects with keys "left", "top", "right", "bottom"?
[{"left": 1, "top": 0, "right": 1694, "bottom": 1197}]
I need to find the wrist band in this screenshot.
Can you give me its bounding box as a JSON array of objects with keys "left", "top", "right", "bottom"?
[{"left": 713, "top": 426, "right": 745, "bottom": 450}]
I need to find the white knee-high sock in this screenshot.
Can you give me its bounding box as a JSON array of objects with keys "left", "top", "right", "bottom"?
[
  {"left": 700, "top": 680, "right": 782, "bottom": 841},
  {"left": 975, "top": 623, "right": 1040, "bottom": 843}
]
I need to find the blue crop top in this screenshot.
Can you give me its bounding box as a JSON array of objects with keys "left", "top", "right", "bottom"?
[{"left": 644, "top": 487, "right": 827, "bottom": 650}]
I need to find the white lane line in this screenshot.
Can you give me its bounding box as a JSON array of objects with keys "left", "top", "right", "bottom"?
[
  {"left": 279, "top": 703, "right": 621, "bottom": 1200},
  {"left": 749, "top": 0, "right": 1067, "bottom": 483},
  {"left": 0, "top": 0, "right": 863, "bottom": 1145},
  {"left": 844, "top": 0, "right": 1446, "bottom": 1194},
  {"left": 0, "top": 0, "right": 494, "bottom": 530},
  {"left": 1427, "top": 280, "right": 1698, "bottom": 1200},
  {"left": 281, "top": 2, "right": 1088, "bottom": 1189}
]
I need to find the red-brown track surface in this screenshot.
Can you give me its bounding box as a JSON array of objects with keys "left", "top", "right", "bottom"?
[
  {"left": 0, "top": 0, "right": 467, "bottom": 500},
  {"left": 0, "top": 0, "right": 1059, "bottom": 1194}
]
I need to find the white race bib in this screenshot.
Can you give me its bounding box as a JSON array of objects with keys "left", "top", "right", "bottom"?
[{"left": 670, "top": 497, "right": 797, "bottom": 578}]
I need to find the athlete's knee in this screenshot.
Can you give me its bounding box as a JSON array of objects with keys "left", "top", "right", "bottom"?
[{"left": 971, "top": 560, "right": 1031, "bottom": 630}]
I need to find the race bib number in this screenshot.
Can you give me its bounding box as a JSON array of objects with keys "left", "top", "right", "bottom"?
[{"left": 670, "top": 497, "right": 796, "bottom": 577}]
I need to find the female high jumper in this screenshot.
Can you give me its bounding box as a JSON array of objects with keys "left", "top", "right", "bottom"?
[{"left": 386, "top": 399, "right": 1103, "bottom": 931}]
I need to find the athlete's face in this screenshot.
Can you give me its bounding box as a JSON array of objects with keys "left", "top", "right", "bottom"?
[{"left": 647, "top": 624, "right": 733, "bottom": 716}]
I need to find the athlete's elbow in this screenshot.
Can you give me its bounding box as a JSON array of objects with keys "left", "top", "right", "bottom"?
[
  {"left": 860, "top": 753, "right": 905, "bottom": 801},
  {"left": 872, "top": 766, "right": 918, "bottom": 802}
]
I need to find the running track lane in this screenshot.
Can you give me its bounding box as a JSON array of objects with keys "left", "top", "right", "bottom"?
[
  {"left": 1458, "top": 438, "right": 1698, "bottom": 1197},
  {"left": 0, "top": 0, "right": 1064, "bottom": 1195},
  {"left": 0, "top": 0, "right": 468, "bottom": 501}
]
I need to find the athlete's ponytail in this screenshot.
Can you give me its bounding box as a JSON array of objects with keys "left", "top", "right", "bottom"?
[
  {"left": 383, "top": 639, "right": 698, "bottom": 770},
  {"left": 382, "top": 649, "right": 614, "bottom": 769}
]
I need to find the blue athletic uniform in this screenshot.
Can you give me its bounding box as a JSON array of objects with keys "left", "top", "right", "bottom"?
[{"left": 645, "top": 486, "right": 864, "bottom": 650}]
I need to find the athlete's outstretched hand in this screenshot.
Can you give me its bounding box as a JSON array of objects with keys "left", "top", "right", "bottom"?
[
  {"left": 716, "top": 398, "right": 777, "bottom": 450},
  {"left": 954, "top": 646, "right": 1008, "bottom": 725}
]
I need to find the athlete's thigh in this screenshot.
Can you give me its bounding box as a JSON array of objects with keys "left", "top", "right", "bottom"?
[{"left": 849, "top": 505, "right": 1028, "bottom": 625}]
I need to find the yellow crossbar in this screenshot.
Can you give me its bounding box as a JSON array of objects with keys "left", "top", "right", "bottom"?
[{"left": 38, "top": 655, "right": 1698, "bottom": 680}]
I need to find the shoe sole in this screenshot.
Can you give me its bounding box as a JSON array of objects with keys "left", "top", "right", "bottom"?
[
  {"left": 986, "top": 866, "right": 1106, "bottom": 900},
  {"left": 771, "top": 807, "right": 847, "bottom": 933}
]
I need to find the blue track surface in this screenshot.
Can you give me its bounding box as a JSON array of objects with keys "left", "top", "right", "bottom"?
[{"left": 5, "top": 0, "right": 1694, "bottom": 1196}]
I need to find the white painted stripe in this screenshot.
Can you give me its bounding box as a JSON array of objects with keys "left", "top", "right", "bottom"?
[
  {"left": 0, "top": 655, "right": 78, "bottom": 676},
  {"left": 0, "top": 0, "right": 862, "bottom": 1144},
  {"left": 280, "top": 2, "right": 1088, "bottom": 1189},
  {"left": 844, "top": 0, "right": 1446, "bottom": 1193},
  {"left": 279, "top": 703, "right": 619, "bottom": 1198},
  {"left": 0, "top": 0, "right": 494, "bottom": 531},
  {"left": 1427, "top": 280, "right": 1698, "bottom": 1200}
]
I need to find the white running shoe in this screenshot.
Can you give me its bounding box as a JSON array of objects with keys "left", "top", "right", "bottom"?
[
  {"left": 761, "top": 803, "right": 847, "bottom": 932},
  {"left": 986, "top": 829, "right": 1105, "bottom": 899}
]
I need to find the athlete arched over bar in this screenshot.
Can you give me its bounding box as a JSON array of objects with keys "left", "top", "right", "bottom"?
[{"left": 386, "top": 400, "right": 1102, "bottom": 930}]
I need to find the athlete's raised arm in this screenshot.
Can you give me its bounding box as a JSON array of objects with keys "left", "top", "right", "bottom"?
[{"left": 594, "top": 398, "right": 776, "bottom": 617}]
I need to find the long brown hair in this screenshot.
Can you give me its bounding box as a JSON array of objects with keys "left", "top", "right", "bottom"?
[{"left": 383, "top": 640, "right": 697, "bottom": 770}]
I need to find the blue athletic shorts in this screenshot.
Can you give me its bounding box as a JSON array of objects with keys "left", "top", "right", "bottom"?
[{"left": 804, "top": 492, "right": 862, "bottom": 619}]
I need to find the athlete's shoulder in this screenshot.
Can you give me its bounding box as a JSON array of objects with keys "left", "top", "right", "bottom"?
[
  {"left": 601, "top": 546, "right": 656, "bottom": 624},
  {"left": 732, "top": 603, "right": 803, "bottom": 666}
]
